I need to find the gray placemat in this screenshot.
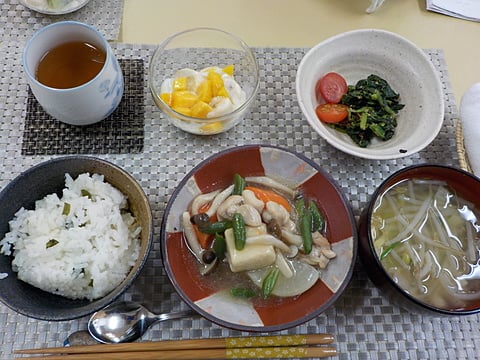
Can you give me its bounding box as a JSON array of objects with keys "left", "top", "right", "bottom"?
[
  {"left": 22, "top": 58, "right": 145, "bottom": 155},
  {"left": 0, "top": 0, "right": 123, "bottom": 42},
  {"left": 0, "top": 43, "right": 479, "bottom": 360}
]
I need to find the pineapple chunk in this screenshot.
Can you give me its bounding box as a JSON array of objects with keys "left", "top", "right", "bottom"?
[
  {"left": 160, "top": 93, "right": 172, "bottom": 106},
  {"left": 200, "top": 121, "right": 223, "bottom": 133},
  {"left": 191, "top": 101, "right": 213, "bottom": 118},
  {"left": 216, "top": 86, "right": 230, "bottom": 99},
  {"left": 171, "top": 91, "right": 198, "bottom": 108},
  {"left": 173, "top": 77, "right": 188, "bottom": 91},
  {"left": 172, "top": 106, "right": 192, "bottom": 117},
  {"left": 196, "top": 80, "right": 213, "bottom": 103},
  {"left": 222, "top": 64, "right": 235, "bottom": 76},
  {"left": 224, "top": 228, "right": 276, "bottom": 273},
  {"left": 207, "top": 70, "right": 225, "bottom": 96}
]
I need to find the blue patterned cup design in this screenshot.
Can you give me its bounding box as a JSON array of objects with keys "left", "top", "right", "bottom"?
[{"left": 23, "top": 21, "right": 124, "bottom": 126}]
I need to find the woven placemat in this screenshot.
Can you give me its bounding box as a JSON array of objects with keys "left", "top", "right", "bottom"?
[
  {"left": 0, "top": 44, "right": 479, "bottom": 360},
  {"left": 22, "top": 58, "right": 145, "bottom": 155},
  {"left": 0, "top": 0, "right": 123, "bottom": 42}
]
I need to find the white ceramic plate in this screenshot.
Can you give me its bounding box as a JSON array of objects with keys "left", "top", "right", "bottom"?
[
  {"left": 296, "top": 29, "right": 444, "bottom": 160},
  {"left": 20, "top": 0, "right": 90, "bottom": 15}
]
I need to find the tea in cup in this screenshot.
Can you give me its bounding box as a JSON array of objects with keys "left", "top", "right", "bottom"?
[{"left": 23, "top": 21, "right": 124, "bottom": 126}]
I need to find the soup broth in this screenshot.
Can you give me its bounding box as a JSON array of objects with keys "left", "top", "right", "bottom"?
[
  {"left": 371, "top": 178, "right": 480, "bottom": 310},
  {"left": 36, "top": 41, "right": 106, "bottom": 89}
]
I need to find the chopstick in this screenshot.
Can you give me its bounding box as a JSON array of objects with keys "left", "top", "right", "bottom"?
[
  {"left": 15, "top": 334, "right": 336, "bottom": 359},
  {"left": 15, "top": 346, "right": 337, "bottom": 359}
]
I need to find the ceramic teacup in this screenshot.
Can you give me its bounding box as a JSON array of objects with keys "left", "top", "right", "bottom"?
[{"left": 23, "top": 21, "right": 124, "bottom": 126}]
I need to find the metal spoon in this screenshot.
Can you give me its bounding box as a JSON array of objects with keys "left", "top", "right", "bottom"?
[{"left": 87, "top": 301, "right": 198, "bottom": 343}]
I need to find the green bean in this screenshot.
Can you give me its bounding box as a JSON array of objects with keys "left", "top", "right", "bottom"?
[
  {"left": 232, "top": 213, "right": 246, "bottom": 250},
  {"left": 295, "top": 197, "right": 306, "bottom": 218},
  {"left": 231, "top": 287, "right": 257, "bottom": 298},
  {"left": 198, "top": 220, "right": 232, "bottom": 234},
  {"left": 262, "top": 268, "right": 280, "bottom": 299},
  {"left": 300, "top": 210, "right": 313, "bottom": 254},
  {"left": 212, "top": 234, "right": 226, "bottom": 260},
  {"left": 308, "top": 200, "right": 324, "bottom": 232},
  {"left": 232, "top": 173, "right": 246, "bottom": 195}
]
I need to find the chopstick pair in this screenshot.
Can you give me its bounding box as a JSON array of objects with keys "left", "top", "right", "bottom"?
[{"left": 15, "top": 333, "right": 337, "bottom": 359}]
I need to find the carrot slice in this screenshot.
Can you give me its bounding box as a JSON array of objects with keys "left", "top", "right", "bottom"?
[
  {"left": 191, "top": 197, "right": 217, "bottom": 249},
  {"left": 193, "top": 225, "right": 214, "bottom": 249},
  {"left": 245, "top": 186, "right": 292, "bottom": 212},
  {"left": 197, "top": 201, "right": 212, "bottom": 214}
]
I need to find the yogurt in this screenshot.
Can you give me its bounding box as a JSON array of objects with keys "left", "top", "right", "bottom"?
[{"left": 160, "top": 66, "right": 246, "bottom": 119}]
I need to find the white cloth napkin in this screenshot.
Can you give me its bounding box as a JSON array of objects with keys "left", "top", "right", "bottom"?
[
  {"left": 460, "top": 83, "right": 480, "bottom": 176},
  {"left": 426, "top": 0, "right": 480, "bottom": 22}
]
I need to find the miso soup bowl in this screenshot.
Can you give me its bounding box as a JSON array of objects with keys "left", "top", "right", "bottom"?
[
  {"left": 161, "top": 144, "right": 357, "bottom": 332},
  {"left": 358, "top": 164, "right": 480, "bottom": 315}
]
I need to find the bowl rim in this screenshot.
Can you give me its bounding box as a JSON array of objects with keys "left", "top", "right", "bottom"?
[
  {"left": 296, "top": 28, "right": 445, "bottom": 160},
  {"left": 148, "top": 27, "right": 260, "bottom": 124},
  {"left": 362, "top": 163, "right": 480, "bottom": 315},
  {"left": 20, "top": 0, "right": 91, "bottom": 15},
  {"left": 160, "top": 144, "right": 358, "bottom": 331},
  {"left": 0, "top": 155, "right": 153, "bottom": 321}
]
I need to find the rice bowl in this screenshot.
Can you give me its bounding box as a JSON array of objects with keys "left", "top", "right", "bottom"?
[
  {"left": 0, "top": 173, "right": 141, "bottom": 301},
  {"left": 0, "top": 156, "right": 153, "bottom": 321}
]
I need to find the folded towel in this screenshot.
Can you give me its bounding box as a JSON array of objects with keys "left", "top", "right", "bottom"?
[{"left": 460, "top": 83, "right": 480, "bottom": 176}]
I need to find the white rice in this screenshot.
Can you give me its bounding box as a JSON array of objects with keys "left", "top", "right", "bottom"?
[{"left": 0, "top": 173, "right": 141, "bottom": 300}]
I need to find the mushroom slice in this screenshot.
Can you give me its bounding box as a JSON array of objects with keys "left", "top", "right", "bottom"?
[
  {"left": 206, "top": 184, "right": 234, "bottom": 217},
  {"left": 242, "top": 189, "right": 265, "bottom": 213},
  {"left": 181, "top": 211, "right": 203, "bottom": 262},
  {"left": 246, "top": 234, "right": 290, "bottom": 253},
  {"left": 275, "top": 250, "right": 294, "bottom": 278},
  {"left": 286, "top": 245, "right": 299, "bottom": 259},
  {"left": 312, "top": 231, "right": 330, "bottom": 248},
  {"left": 199, "top": 256, "right": 218, "bottom": 276},
  {"left": 281, "top": 229, "right": 302, "bottom": 247},
  {"left": 191, "top": 190, "right": 220, "bottom": 215},
  {"left": 282, "top": 219, "right": 297, "bottom": 233},
  {"left": 321, "top": 248, "right": 337, "bottom": 259},
  {"left": 182, "top": 211, "right": 218, "bottom": 275},
  {"left": 262, "top": 201, "right": 290, "bottom": 226},
  {"left": 245, "top": 176, "right": 295, "bottom": 197},
  {"left": 216, "top": 195, "right": 243, "bottom": 221},
  {"left": 236, "top": 204, "right": 262, "bottom": 227}
]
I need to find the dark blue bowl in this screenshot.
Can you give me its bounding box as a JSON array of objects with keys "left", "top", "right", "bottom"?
[{"left": 0, "top": 156, "right": 153, "bottom": 320}]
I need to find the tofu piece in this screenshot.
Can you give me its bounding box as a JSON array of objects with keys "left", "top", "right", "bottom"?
[{"left": 225, "top": 228, "right": 276, "bottom": 272}]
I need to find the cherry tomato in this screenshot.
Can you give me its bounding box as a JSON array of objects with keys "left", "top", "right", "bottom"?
[
  {"left": 315, "top": 103, "right": 348, "bottom": 123},
  {"left": 316, "top": 72, "right": 348, "bottom": 104}
]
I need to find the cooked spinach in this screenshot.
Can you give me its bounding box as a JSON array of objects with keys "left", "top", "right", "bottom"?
[{"left": 330, "top": 74, "right": 404, "bottom": 147}]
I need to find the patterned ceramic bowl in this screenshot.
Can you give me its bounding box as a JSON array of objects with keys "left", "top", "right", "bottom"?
[
  {"left": 161, "top": 145, "right": 357, "bottom": 331},
  {"left": 296, "top": 29, "right": 444, "bottom": 160},
  {"left": 20, "top": 0, "right": 90, "bottom": 15}
]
